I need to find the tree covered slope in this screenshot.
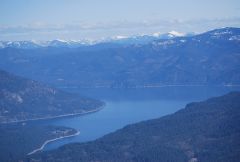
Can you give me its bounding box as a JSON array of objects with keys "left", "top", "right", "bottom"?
[
  {"left": 0, "top": 69, "right": 104, "bottom": 123},
  {"left": 30, "top": 92, "right": 240, "bottom": 162}
]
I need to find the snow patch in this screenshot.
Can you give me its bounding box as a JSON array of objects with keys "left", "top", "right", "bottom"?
[
  {"left": 168, "top": 31, "right": 185, "bottom": 37},
  {"left": 180, "top": 39, "right": 187, "bottom": 43},
  {"left": 113, "top": 35, "right": 128, "bottom": 40},
  {"left": 212, "top": 30, "right": 233, "bottom": 38},
  {"left": 152, "top": 32, "right": 162, "bottom": 37},
  {"left": 229, "top": 35, "right": 240, "bottom": 41}
]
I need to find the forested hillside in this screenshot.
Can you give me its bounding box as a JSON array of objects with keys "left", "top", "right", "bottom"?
[
  {"left": 29, "top": 92, "right": 240, "bottom": 162},
  {"left": 0, "top": 69, "right": 104, "bottom": 123}
]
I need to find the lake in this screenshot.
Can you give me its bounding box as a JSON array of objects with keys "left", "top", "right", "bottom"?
[{"left": 34, "top": 86, "right": 240, "bottom": 151}]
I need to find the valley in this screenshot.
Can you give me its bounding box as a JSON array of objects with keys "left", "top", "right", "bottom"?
[
  {"left": 1, "top": 0, "right": 240, "bottom": 161},
  {"left": 29, "top": 92, "right": 240, "bottom": 162},
  {"left": 0, "top": 27, "right": 239, "bottom": 162}
]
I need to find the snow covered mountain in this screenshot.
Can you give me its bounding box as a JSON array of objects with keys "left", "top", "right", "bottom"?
[
  {"left": 100, "top": 31, "right": 191, "bottom": 45},
  {"left": 0, "top": 27, "right": 239, "bottom": 88},
  {"left": 0, "top": 31, "right": 192, "bottom": 49},
  {"left": 0, "top": 40, "right": 90, "bottom": 49},
  {"left": 1, "top": 27, "right": 238, "bottom": 49},
  {"left": 0, "top": 41, "right": 42, "bottom": 49}
]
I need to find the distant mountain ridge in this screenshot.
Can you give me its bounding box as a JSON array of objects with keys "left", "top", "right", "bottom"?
[
  {"left": 1, "top": 27, "right": 239, "bottom": 49},
  {"left": 0, "top": 31, "right": 190, "bottom": 49},
  {"left": 29, "top": 92, "right": 240, "bottom": 162},
  {"left": 0, "top": 27, "right": 239, "bottom": 87},
  {"left": 0, "top": 40, "right": 88, "bottom": 49},
  {"left": 0, "top": 69, "right": 104, "bottom": 123}
]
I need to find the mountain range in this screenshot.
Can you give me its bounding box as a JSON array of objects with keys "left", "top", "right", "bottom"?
[
  {"left": 0, "top": 31, "right": 189, "bottom": 49},
  {"left": 0, "top": 27, "right": 239, "bottom": 88}
]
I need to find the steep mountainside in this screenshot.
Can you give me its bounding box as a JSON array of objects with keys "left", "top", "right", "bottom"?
[
  {"left": 0, "top": 27, "right": 239, "bottom": 88},
  {"left": 0, "top": 70, "right": 104, "bottom": 123},
  {"left": 29, "top": 91, "right": 240, "bottom": 162}
]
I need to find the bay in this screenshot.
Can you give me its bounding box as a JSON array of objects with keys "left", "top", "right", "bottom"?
[{"left": 33, "top": 86, "right": 240, "bottom": 151}]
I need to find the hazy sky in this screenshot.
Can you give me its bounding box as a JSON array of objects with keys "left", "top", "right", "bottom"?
[{"left": 0, "top": 0, "right": 240, "bottom": 40}]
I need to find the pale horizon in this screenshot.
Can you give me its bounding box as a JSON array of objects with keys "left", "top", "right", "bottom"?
[{"left": 1, "top": 0, "right": 240, "bottom": 41}]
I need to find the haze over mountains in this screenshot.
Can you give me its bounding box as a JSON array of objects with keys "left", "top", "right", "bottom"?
[{"left": 0, "top": 27, "right": 239, "bottom": 88}]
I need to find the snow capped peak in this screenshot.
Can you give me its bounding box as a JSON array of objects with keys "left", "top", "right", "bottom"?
[
  {"left": 168, "top": 31, "right": 185, "bottom": 37},
  {"left": 0, "top": 32, "right": 189, "bottom": 49},
  {"left": 152, "top": 32, "right": 162, "bottom": 37},
  {"left": 53, "top": 39, "right": 68, "bottom": 43},
  {"left": 113, "top": 35, "right": 129, "bottom": 40},
  {"left": 7, "top": 41, "right": 13, "bottom": 45},
  {"left": 152, "top": 31, "right": 186, "bottom": 38},
  {"left": 0, "top": 27, "right": 238, "bottom": 49}
]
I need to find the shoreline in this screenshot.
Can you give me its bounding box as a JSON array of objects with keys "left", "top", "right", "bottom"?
[
  {"left": 58, "top": 84, "right": 240, "bottom": 89},
  {"left": 27, "top": 130, "right": 80, "bottom": 155},
  {"left": 1, "top": 105, "right": 104, "bottom": 124}
]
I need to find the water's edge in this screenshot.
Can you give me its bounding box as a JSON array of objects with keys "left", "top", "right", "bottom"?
[
  {"left": 27, "top": 131, "right": 80, "bottom": 155},
  {"left": 1, "top": 106, "right": 105, "bottom": 124}
]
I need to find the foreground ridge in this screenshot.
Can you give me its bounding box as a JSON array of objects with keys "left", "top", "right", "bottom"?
[{"left": 29, "top": 91, "right": 240, "bottom": 162}]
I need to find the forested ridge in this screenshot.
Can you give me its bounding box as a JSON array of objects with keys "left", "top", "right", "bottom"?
[{"left": 29, "top": 91, "right": 240, "bottom": 162}]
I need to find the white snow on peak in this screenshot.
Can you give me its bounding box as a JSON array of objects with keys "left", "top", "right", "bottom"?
[
  {"left": 7, "top": 41, "right": 13, "bottom": 45},
  {"left": 152, "top": 32, "right": 162, "bottom": 37},
  {"left": 168, "top": 31, "right": 185, "bottom": 37},
  {"left": 152, "top": 31, "right": 185, "bottom": 38},
  {"left": 113, "top": 36, "right": 128, "bottom": 40},
  {"left": 53, "top": 39, "right": 68, "bottom": 43}
]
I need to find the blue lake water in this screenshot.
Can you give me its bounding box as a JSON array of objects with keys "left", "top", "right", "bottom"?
[{"left": 33, "top": 86, "right": 240, "bottom": 151}]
